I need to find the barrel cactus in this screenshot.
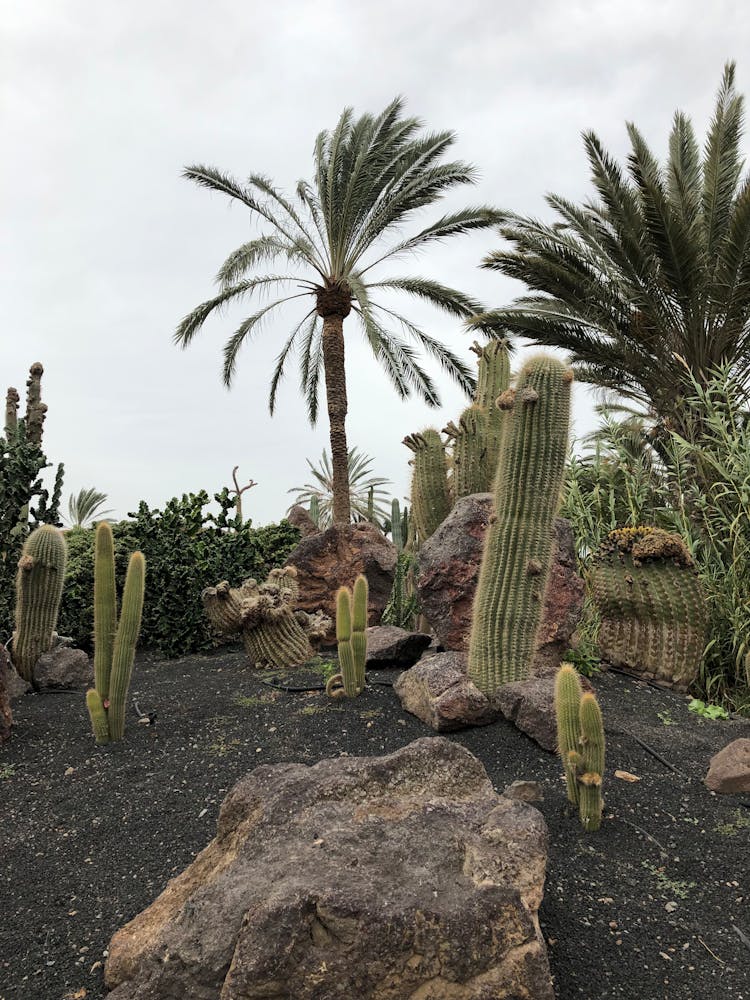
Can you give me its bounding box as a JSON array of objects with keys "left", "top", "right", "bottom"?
[
  {"left": 468, "top": 354, "right": 573, "bottom": 695},
  {"left": 12, "top": 524, "right": 67, "bottom": 682},
  {"left": 588, "top": 526, "right": 707, "bottom": 691}
]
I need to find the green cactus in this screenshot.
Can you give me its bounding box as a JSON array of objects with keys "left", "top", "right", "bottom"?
[
  {"left": 202, "top": 566, "right": 330, "bottom": 670},
  {"left": 86, "top": 525, "right": 146, "bottom": 744},
  {"left": 327, "top": 576, "right": 368, "bottom": 698},
  {"left": 309, "top": 495, "right": 320, "bottom": 527},
  {"left": 468, "top": 354, "right": 573, "bottom": 694},
  {"left": 367, "top": 486, "right": 375, "bottom": 523},
  {"left": 351, "top": 574, "right": 368, "bottom": 691},
  {"left": 12, "top": 525, "right": 67, "bottom": 682},
  {"left": 444, "top": 406, "right": 489, "bottom": 499},
  {"left": 391, "top": 498, "right": 403, "bottom": 550},
  {"left": 589, "top": 527, "right": 706, "bottom": 690},
  {"left": 554, "top": 663, "right": 584, "bottom": 805},
  {"left": 471, "top": 339, "right": 511, "bottom": 487},
  {"left": 403, "top": 429, "right": 451, "bottom": 544}
]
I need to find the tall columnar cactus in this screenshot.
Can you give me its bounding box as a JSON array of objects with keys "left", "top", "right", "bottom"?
[
  {"left": 202, "top": 566, "right": 330, "bottom": 670},
  {"left": 327, "top": 575, "right": 368, "bottom": 698},
  {"left": 554, "top": 664, "right": 605, "bottom": 832},
  {"left": 12, "top": 525, "right": 67, "bottom": 682},
  {"left": 403, "top": 429, "right": 451, "bottom": 544},
  {"left": 86, "top": 523, "right": 146, "bottom": 744},
  {"left": 471, "top": 339, "right": 511, "bottom": 487},
  {"left": 468, "top": 354, "right": 573, "bottom": 694},
  {"left": 444, "top": 406, "right": 489, "bottom": 499},
  {"left": 391, "top": 498, "right": 403, "bottom": 551},
  {"left": 588, "top": 527, "right": 707, "bottom": 691},
  {"left": 309, "top": 495, "right": 320, "bottom": 527}
]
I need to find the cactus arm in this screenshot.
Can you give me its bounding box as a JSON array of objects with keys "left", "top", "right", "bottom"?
[
  {"left": 335, "top": 586, "right": 358, "bottom": 696},
  {"left": 93, "top": 522, "right": 118, "bottom": 701},
  {"left": 351, "top": 574, "right": 368, "bottom": 692},
  {"left": 403, "top": 430, "right": 451, "bottom": 543},
  {"left": 578, "top": 692, "right": 605, "bottom": 832},
  {"left": 86, "top": 688, "right": 111, "bottom": 745},
  {"left": 107, "top": 551, "right": 145, "bottom": 741},
  {"left": 391, "top": 498, "right": 403, "bottom": 550},
  {"left": 554, "top": 664, "right": 584, "bottom": 804}
]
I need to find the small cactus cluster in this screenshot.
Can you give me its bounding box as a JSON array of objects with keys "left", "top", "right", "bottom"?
[
  {"left": 468, "top": 354, "right": 573, "bottom": 694},
  {"left": 85, "top": 523, "right": 146, "bottom": 744},
  {"left": 589, "top": 526, "right": 707, "bottom": 690},
  {"left": 403, "top": 340, "right": 512, "bottom": 543},
  {"left": 202, "top": 566, "right": 331, "bottom": 670},
  {"left": 326, "top": 575, "right": 368, "bottom": 698},
  {"left": 555, "top": 664, "right": 605, "bottom": 832},
  {"left": 12, "top": 525, "right": 67, "bottom": 682}
]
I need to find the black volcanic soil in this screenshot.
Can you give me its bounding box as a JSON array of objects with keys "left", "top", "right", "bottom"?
[{"left": 1, "top": 649, "right": 749, "bottom": 1000}]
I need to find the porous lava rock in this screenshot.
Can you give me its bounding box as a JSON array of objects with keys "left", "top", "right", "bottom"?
[
  {"left": 0, "top": 644, "right": 12, "bottom": 744},
  {"left": 285, "top": 522, "right": 397, "bottom": 641},
  {"left": 365, "top": 625, "right": 431, "bottom": 669},
  {"left": 32, "top": 646, "right": 92, "bottom": 689},
  {"left": 417, "top": 495, "right": 583, "bottom": 674},
  {"left": 705, "top": 738, "right": 750, "bottom": 794},
  {"left": 105, "top": 737, "right": 553, "bottom": 1000},
  {"left": 286, "top": 504, "right": 319, "bottom": 537},
  {"left": 393, "top": 651, "right": 499, "bottom": 731}
]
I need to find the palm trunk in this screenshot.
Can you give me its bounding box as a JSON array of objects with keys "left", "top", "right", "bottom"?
[{"left": 321, "top": 313, "right": 351, "bottom": 525}]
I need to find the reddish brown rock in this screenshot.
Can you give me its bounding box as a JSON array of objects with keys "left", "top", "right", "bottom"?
[
  {"left": 365, "top": 625, "right": 431, "bottom": 669},
  {"left": 417, "top": 495, "right": 584, "bottom": 674},
  {"left": 393, "top": 651, "right": 499, "bottom": 731},
  {"left": 105, "top": 737, "right": 553, "bottom": 1000},
  {"left": 705, "top": 739, "right": 750, "bottom": 794},
  {"left": 286, "top": 504, "right": 319, "bottom": 537},
  {"left": 0, "top": 644, "right": 12, "bottom": 745},
  {"left": 285, "top": 522, "right": 397, "bottom": 641}
]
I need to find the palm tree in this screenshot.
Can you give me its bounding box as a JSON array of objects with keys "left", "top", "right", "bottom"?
[
  {"left": 175, "top": 98, "right": 500, "bottom": 524},
  {"left": 475, "top": 63, "right": 750, "bottom": 445},
  {"left": 67, "top": 488, "right": 115, "bottom": 529},
  {"left": 287, "top": 447, "right": 391, "bottom": 529}
]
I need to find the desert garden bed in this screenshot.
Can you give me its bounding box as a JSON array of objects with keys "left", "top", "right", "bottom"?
[{"left": 1, "top": 648, "right": 749, "bottom": 1000}]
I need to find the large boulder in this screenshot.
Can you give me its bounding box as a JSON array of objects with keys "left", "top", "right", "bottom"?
[
  {"left": 417, "top": 495, "right": 584, "bottom": 673},
  {"left": 285, "top": 522, "right": 397, "bottom": 641},
  {"left": 105, "top": 738, "right": 553, "bottom": 1000},
  {"left": 32, "top": 646, "right": 92, "bottom": 689},
  {"left": 705, "top": 739, "right": 750, "bottom": 794},
  {"left": 0, "top": 644, "right": 12, "bottom": 745}
]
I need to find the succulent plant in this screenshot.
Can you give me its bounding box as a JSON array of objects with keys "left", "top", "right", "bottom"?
[
  {"left": 403, "top": 429, "right": 451, "bottom": 543},
  {"left": 12, "top": 525, "right": 67, "bottom": 682},
  {"left": 554, "top": 663, "right": 606, "bottom": 831},
  {"left": 327, "top": 574, "right": 368, "bottom": 698}
]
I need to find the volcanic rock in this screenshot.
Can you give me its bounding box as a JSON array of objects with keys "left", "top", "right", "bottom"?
[
  {"left": 705, "top": 738, "right": 750, "bottom": 794},
  {"left": 365, "top": 625, "right": 431, "bottom": 669}
]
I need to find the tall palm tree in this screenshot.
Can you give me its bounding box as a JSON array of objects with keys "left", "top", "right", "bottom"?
[
  {"left": 67, "top": 488, "right": 115, "bottom": 529},
  {"left": 287, "top": 447, "right": 391, "bottom": 529},
  {"left": 475, "top": 63, "right": 750, "bottom": 444},
  {"left": 175, "top": 98, "right": 500, "bottom": 524}
]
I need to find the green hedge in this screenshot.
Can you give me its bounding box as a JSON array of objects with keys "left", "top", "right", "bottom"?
[{"left": 57, "top": 492, "right": 300, "bottom": 658}]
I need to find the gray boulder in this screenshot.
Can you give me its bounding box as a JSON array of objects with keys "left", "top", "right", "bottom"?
[
  {"left": 33, "top": 647, "right": 92, "bottom": 689},
  {"left": 365, "top": 625, "right": 431, "bottom": 669}
]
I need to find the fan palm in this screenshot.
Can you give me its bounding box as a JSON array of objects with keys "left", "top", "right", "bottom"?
[
  {"left": 175, "top": 98, "right": 500, "bottom": 524},
  {"left": 287, "top": 447, "right": 391, "bottom": 529},
  {"left": 67, "top": 488, "right": 115, "bottom": 529},
  {"left": 475, "top": 63, "right": 750, "bottom": 446}
]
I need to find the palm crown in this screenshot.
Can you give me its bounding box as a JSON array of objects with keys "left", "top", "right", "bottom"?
[
  {"left": 475, "top": 63, "right": 750, "bottom": 440},
  {"left": 175, "top": 97, "right": 500, "bottom": 523}
]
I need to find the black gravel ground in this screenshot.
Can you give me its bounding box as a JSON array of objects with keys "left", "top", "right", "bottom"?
[{"left": 1, "top": 649, "right": 749, "bottom": 1000}]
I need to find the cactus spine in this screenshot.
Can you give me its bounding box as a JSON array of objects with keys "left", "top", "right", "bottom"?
[
  {"left": 554, "top": 664, "right": 605, "bottom": 831},
  {"left": 468, "top": 355, "right": 572, "bottom": 694},
  {"left": 403, "top": 430, "right": 451, "bottom": 544},
  {"left": 12, "top": 525, "right": 67, "bottom": 682},
  {"left": 86, "top": 524, "right": 145, "bottom": 744},
  {"left": 589, "top": 527, "right": 706, "bottom": 691},
  {"left": 327, "top": 575, "right": 368, "bottom": 698}
]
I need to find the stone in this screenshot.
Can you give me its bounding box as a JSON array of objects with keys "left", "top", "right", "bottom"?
[
  {"left": 105, "top": 737, "right": 553, "bottom": 1000},
  {"left": 494, "top": 674, "right": 591, "bottom": 753},
  {"left": 503, "top": 780, "right": 545, "bottom": 803},
  {"left": 33, "top": 647, "right": 92, "bottom": 689},
  {"left": 705, "top": 739, "right": 750, "bottom": 794},
  {"left": 365, "top": 625, "right": 431, "bottom": 669},
  {"left": 393, "top": 651, "right": 499, "bottom": 731},
  {"left": 285, "top": 522, "right": 397, "bottom": 641},
  {"left": 417, "top": 495, "right": 584, "bottom": 674},
  {"left": 0, "top": 644, "right": 12, "bottom": 745},
  {"left": 286, "top": 504, "right": 320, "bottom": 537}
]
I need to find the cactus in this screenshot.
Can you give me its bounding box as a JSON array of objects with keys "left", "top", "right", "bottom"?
[
  {"left": 403, "top": 429, "right": 451, "bottom": 544},
  {"left": 309, "top": 495, "right": 320, "bottom": 527},
  {"left": 468, "top": 354, "right": 572, "bottom": 694},
  {"left": 327, "top": 575, "right": 368, "bottom": 698},
  {"left": 588, "top": 527, "right": 707, "bottom": 691},
  {"left": 444, "top": 406, "right": 489, "bottom": 499},
  {"left": 367, "top": 486, "right": 375, "bottom": 523},
  {"left": 12, "top": 525, "right": 67, "bottom": 682},
  {"left": 555, "top": 663, "right": 584, "bottom": 805},
  {"left": 471, "top": 339, "right": 511, "bottom": 487},
  {"left": 391, "top": 498, "right": 403, "bottom": 550},
  {"left": 554, "top": 664, "right": 605, "bottom": 831},
  {"left": 202, "top": 566, "right": 330, "bottom": 670},
  {"left": 85, "top": 524, "right": 145, "bottom": 744}
]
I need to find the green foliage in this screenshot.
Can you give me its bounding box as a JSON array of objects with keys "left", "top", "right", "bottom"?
[
  {"left": 687, "top": 699, "right": 729, "bottom": 720},
  {"left": 382, "top": 551, "right": 420, "bottom": 631},
  {"left": 288, "top": 447, "right": 391, "bottom": 528},
  {"left": 67, "top": 487, "right": 114, "bottom": 529},
  {"left": 58, "top": 492, "right": 300, "bottom": 657}
]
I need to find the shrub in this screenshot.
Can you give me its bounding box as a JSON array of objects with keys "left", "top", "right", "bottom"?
[{"left": 58, "top": 492, "right": 300, "bottom": 657}]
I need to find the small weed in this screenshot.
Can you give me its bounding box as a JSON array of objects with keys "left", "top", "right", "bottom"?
[
  {"left": 360, "top": 709, "right": 382, "bottom": 720},
  {"left": 233, "top": 693, "right": 276, "bottom": 709},
  {"left": 207, "top": 735, "right": 242, "bottom": 757},
  {"left": 0, "top": 763, "right": 16, "bottom": 779},
  {"left": 715, "top": 810, "right": 750, "bottom": 836},
  {"left": 304, "top": 657, "right": 339, "bottom": 682},
  {"left": 688, "top": 698, "right": 729, "bottom": 720},
  {"left": 298, "top": 703, "right": 342, "bottom": 717},
  {"left": 657, "top": 710, "right": 677, "bottom": 726},
  {"left": 641, "top": 861, "right": 696, "bottom": 899}
]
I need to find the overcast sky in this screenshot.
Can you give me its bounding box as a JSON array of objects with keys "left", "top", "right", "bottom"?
[{"left": 2, "top": 1, "right": 749, "bottom": 525}]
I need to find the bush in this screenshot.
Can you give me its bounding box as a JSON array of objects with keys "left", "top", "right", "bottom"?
[{"left": 58, "top": 492, "right": 300, "bottom": 657}]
